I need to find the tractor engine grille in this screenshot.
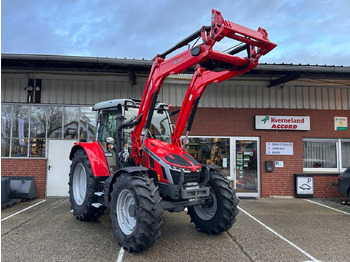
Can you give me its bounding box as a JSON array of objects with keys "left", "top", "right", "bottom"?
[{"left": 170, "top": 170, "right": 200, "bottom": 185}]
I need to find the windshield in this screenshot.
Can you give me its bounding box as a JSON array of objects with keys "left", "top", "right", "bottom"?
[
  {"left": 124, "top": 107, "right": 172, "bottom": 144},
  {"left": 149, "top": 109, "right": 172, "bottom": 143}
]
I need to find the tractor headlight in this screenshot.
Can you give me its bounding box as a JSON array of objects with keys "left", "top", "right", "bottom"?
[{"left": 169, "top": 165, "right": 191, "bottom": 173}]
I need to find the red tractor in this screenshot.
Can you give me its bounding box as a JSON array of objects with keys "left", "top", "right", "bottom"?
[{"left": 68, "top": 10, "right": 276, "bottom": 252}]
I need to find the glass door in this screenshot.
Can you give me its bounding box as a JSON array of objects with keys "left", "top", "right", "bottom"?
[
  {"left": 185, "top": 136, "right": 260, "bottom": 197},
  {"left": 231, "top": 137, "right": 260, "bottom": 197}
]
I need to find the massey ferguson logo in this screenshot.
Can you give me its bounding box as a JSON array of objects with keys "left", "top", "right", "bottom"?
[{"left": 173, "top": 57, "right": 183, "bottom": 65}]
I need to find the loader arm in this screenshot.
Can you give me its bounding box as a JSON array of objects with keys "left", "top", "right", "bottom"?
[
  {"left": 172, "top": 43, "right": 266, "bottom": 147},
  {"left": 131, "top": 9, "right": 276, "bottom": 164},
  {"left": 172, "top": 61, "right": 256, "bottom": 147}
]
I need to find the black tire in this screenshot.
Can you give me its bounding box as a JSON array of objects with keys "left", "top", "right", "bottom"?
[
  {"left": 69, "top": 149, "right": 106, "bottom": 221},
  {"left": 188, "top": 171, "right": 239, "bottom": 234},
  {"left": 109, "top": 173, "right": 163, "bottom": 252}
]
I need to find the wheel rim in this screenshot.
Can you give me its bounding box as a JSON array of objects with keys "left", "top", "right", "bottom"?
[
  {"left": 117, "top": 189, "right": 136, "bottom": 235},
  {"left": 193, "top": 189, "right": 217, "bottom": 220},
  {"left": 73, "top": 163, "right": 87, "bottom": 206}
]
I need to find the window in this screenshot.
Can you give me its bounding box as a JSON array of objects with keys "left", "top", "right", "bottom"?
[
  {"left": 303, "top": 138, "right": 350, "bottom": 172},
  {"left": 11, "top": 105, "right": 30, "bottom": 157},
  {"left": 342, "top": 141, "right": 350, "bottom": 168},
  {"left": 124, "top": 107, "right": 139, "bottom": 147},
  {"left": 98, "top": 111, "right": 119, "bottom": 142},
  {"left": 1, "top": 104, "right": 11, "bottom": 157},
  {"left": 47, "top": 106, "right": 64, "bottom": 138},
  {"left": 29, "top": 106, "right": 47, "bottom": 157},
  {"left": 185, "top": 137, "right": 230, "bottom": 177},
  {"left": 97, "top": 110, "right": 120, "bottom": 172},
  {"left": 80, "top": 107, "right": 97, "bottom": 141},
  {"left": 148, "top": 109, "right": 171, "bottom": 144},
  {"left": 1, "top": 104, "right": 97, "bottom": 158},
  {"left": 64, "top": 107, "right": 79, "bottom": 139}
]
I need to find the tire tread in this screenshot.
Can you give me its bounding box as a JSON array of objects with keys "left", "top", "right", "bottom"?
[
  {"left": 109, "top": 173, "right": 163, "bottom": 252},
  {"left": 188, "top": 171, "right": 239, "bottom": 234},
  {"left": 69, "top": 149, "right": 106, "bottom": 221}
]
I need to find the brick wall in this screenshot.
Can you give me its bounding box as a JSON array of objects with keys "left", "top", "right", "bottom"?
[
  {"left": 1, "top": 159, "right": 47, "bottom": 198},
  {"left": 313, "top": 175, "right": 343, "bottom": 198},
  {"left": 1, "top": 107, "right": 349, "bottom": 199},
  {"left": 172, "top": 107, "right": 350, "bottom": 198}
]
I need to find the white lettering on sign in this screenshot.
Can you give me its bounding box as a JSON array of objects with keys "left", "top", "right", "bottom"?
[
  {"left": 255, "top": 116, "right": 310, "bottom": 130},
  {"left": 266, "top": 142, "right": 293, "bottom": 155}
]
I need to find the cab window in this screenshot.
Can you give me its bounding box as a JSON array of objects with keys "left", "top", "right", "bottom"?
[{"left": 98, "top": 111, "right": 118, "bottom": 142}]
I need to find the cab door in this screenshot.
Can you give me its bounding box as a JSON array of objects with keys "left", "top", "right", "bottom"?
[{"left": 97, "top": 110, "right": 120, "bottom": 173}]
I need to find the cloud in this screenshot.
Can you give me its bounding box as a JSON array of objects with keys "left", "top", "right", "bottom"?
[{"left": 2, "top": 0, "right": 350, "bottom": 65}]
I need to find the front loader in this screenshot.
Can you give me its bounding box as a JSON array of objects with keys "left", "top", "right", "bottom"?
[{"left": 68, "top": 9, "right": 276, "bottom": 252}]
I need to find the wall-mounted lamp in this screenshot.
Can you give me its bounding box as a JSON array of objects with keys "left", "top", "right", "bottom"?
[{"left": 25, "top": 79, "right": 42, "bottom": 103}]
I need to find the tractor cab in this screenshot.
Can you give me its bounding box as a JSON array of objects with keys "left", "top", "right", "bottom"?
[{"left": 92, "top": 98, "right": 172, "bottom": 172}]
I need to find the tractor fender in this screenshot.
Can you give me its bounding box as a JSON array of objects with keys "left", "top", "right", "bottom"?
[
  {"left": 103, "top": 166, "right": 149, "bottom": 205},
  {"left": 69, "top": 141, "right": 110, "bottom": 177}
]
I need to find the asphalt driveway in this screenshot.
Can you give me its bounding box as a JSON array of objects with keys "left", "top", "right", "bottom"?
[{"left": 1, "top": 197, "right": 349, "bottom": 262}]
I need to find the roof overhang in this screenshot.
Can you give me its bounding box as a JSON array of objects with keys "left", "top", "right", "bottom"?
[{"left": 2, "top": 54, "right": 350, "bottom": 87}]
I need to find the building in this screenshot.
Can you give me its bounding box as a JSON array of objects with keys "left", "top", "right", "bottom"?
[{"left": 1, "top": 54, "right": 350, "bottom": 199}]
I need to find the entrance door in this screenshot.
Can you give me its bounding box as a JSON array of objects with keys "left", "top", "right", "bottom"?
[
  {"left": 46, "top": 140, "right": 76, "bottom": 197},
  {"left": 231, "top": 137, "right": 260, "bottom": 197}
]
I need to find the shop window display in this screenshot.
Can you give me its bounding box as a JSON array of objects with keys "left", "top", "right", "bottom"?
[{"left": 185, "top": 137, "right": 230, "bottom": 176}]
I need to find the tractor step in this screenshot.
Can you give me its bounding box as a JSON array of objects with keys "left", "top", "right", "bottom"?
[
  {"left": 92, "top": 203, "right": 103, "bottom": 208},
  {"left": 94, "top": 192, "right": 104, "bottom": 196}
]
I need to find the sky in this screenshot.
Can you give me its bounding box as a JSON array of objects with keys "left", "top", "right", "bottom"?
[{"left": 2, "top": 0, "right": 350, "bottom": 66}]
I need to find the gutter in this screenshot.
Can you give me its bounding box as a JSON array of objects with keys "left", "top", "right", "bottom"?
[
  {"left": 2, "top": 53, "right": 350, "bottom": 75},
  {"left": 1, "top": 53, "right": 153, "bottom": 67}
]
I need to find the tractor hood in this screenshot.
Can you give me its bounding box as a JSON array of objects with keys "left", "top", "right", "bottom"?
[{"left": 143, "top": 138, "right": 201, "bottom": 172}]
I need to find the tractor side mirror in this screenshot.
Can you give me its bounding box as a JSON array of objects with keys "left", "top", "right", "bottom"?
[{"left": 106, "top": 137, "right": 115, "bottom": 145}]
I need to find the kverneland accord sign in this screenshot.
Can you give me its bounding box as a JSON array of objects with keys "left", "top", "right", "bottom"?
[{"left": 255, "top": 115, "right": 310, "bottom": 130}]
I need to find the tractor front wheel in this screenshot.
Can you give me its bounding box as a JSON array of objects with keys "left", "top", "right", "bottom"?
[
  {"left": 109, "top": 173, "right": 163, "bottom": 252},
  {"left": 188, "top": 171, "right": 239, "bottom": 234}
]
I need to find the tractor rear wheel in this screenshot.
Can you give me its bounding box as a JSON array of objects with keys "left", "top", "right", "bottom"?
[
  {"left": 188, "top": 171, "right": 239, "bottom": 234},
  {"left": 109, "top": 173, "right": 163, "bottom": 252},
  {"left": 69, "top": 149, "right": 105, "bottom": 221}
]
